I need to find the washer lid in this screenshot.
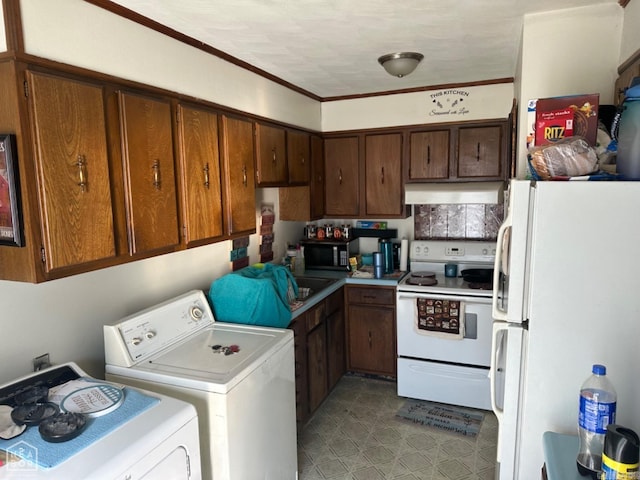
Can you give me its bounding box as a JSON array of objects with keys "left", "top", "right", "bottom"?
[{"left": 123, "top": 323, "right": 292, "bottom": 394}]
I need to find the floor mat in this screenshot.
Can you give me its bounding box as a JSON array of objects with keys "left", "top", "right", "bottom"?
[{"left": 395, "top": 398, "right": 484, "bottom": 437}]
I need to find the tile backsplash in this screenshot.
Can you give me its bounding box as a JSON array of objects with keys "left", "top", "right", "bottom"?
[{"left": 414, "top": 203, "right": 504, "bottom": 240}]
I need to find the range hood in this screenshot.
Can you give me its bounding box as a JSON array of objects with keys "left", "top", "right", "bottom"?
[{"left": 404, "top": 182, "right": 505, "bottom": 205}]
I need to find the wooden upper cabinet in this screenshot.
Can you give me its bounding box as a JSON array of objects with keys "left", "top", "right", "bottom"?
[
  {"left": 287, "top": 129, "right": 311, "bottom": 184},
  {"left": 615, "top": 58, "right": 640, "bottom": 105},
  {"left": 365, "top": 133, "right": 403, "bottom": 216},
  {"left": 255, "top": 122, "right": 286, "bottom": 186},
  {"left": 220, "top": 115, "right": 256, "bottom": 236},
  {"left": 176, "top": 104, "right": 224, "bottom": 246},
  {"left": 27, "top": 71, "right": 117, "bottom": 272},
  {"left": 324, "top": 136, "right": 359, "bottom": 217},
  {"left": 409, "top": 129, "right": 450, "bottom": 180},
  {"left": 457, "top": 124, "right": 504, "bottom": 179},
  {"left": 118, "top": 91, "right": 180, "bottom": 255},
  {"left": 309, "top": 135, "right": 325, "bottom": 219}
]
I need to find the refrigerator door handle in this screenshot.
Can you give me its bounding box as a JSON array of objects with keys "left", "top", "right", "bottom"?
[
  {"left": 490, "top": 322, "right": 507, "bottom": 423},
  {"left": 490, "top": 321, "right": 509, "bottom": 468},
  {"left": 492, "top": 207, "right": 512, "bottom": 321}
]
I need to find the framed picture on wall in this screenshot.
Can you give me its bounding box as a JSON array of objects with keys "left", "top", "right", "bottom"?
[{"left": 0, "top": 134, "right": 23, "bottom": 247}]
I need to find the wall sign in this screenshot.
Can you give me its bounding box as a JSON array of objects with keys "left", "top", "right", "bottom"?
[
  {"left": 0, "top": 134, "right": 23, "bottom": 247},
  {"left": 429, "top": 89, "right": 472, "bottom": 117}
]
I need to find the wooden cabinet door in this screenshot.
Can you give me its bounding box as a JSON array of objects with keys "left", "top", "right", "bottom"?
[
  {"left": 615, "top": 60, "right": 640, "bottom": 105},
  {"left": 326, "top": 288, "right": 345, "bottom": 391},
  {"left": 220, "top": 115, "right": 256, "bottom": 235},
  {"left": 409, "top": 129, "right": 450, "bottom": 180},
  {"left": 176, "top": 104, "right": 224, "bottom": 246},
  {"left": 255, "top": 122, "right": 286, "bottom": 186},
  {"left": 457, "top": 125, "right": 503, "bottom": 179},
  {"left": 289, "top": 317, "right": 308, "bottom": 430},
  {"left": 307, "top": 319, "right": 328, "bottom": 414},
  {"left": 287, "top": 130, "right": 310, "bottom": 184},
  {"left": 118, "top": 92, "right": 179, "bottom": 255},
  {"left": 324, "top": 136, "right": 359, "bottom": 217},
  {"left": 347, "top": 304, "right": 396, "bottom": 376},
  {"left": 309, "top": 135, "right": 325, "bottom": 219},
  {"left": 364, "top": 133, "right": 403, "bottom": 216},
  {"left": 27, "top": 71, "right": 116, "bottom": 272},
  {"left": 326, "top": 307, "right": 345, "bottom": 391}
]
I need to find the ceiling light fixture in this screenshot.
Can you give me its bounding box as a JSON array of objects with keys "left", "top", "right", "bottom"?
[{"left": 378, "top": 52, "right": 424, "bottom": 78}]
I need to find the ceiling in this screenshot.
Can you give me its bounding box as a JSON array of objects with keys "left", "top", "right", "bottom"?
[{"left": 108, "top": 0, "right": 619, "bottom": 99}]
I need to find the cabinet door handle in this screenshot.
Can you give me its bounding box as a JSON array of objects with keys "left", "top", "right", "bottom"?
[
  {"left": 300, "top": 155, "right": 305, "bottom": 165},
  {"left": 381, "top": 166, "right": 385, "bottom": 184},
  {"left": 339, "top": 168, "right": 343, "bottom": 184},
  {"left": 152, "top": 159, "right": 161, "bottom": 189},
  {"left": 368, "top": 331, "right": 372, "bottom": 348},
  {"left": 272, "top": 148, "right": 277, "bottom": 164},
  {"left": 75, "top": 154, "right": 88, "bottom": 192},
  {"left": 427, "top": 145, "right": 431, "bottom": 165},
  {"left": 203, "top": 162, "right": 210, "bottom": 189},
  {"left": 476, "top": 142, "right": 481, "bottom": 161},
  {"left": 242, "top": 164, "right": 248, "bottom": 187}
]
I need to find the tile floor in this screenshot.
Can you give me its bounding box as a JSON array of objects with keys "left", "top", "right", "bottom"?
[{"left": 297, "top": 374, "right": 498, "bottom": 480}]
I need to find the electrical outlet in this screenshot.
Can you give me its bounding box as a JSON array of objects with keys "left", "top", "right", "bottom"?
[{"left": 33, "top": 353, "right": 51, "bottom": 371}]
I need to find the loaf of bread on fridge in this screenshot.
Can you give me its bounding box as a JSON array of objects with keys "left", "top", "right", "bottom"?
[{"left": 528, "top": 136, "right": 598, "bottom": 179}]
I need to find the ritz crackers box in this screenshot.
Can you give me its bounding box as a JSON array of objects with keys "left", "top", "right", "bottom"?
[{"left": 534, "top": 94, "right": 599, "bottom": 146}]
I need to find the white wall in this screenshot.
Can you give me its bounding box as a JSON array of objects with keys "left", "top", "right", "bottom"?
[
  {"left": 620, "top": 0, "right": 640, "bottom": 65},
  {"left": 322, "top": 83, "right": 515, "bottom": 132},
  {"left": 515, "top": 4, "right": 623, "bottom": 178},
  {"left": 20, "top": 0, "right": 321, "bottom": 130}
]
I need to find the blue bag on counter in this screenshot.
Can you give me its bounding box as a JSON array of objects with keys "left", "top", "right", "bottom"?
[{"left": 208, "top": 263, "right": 297, "bottom": 328}]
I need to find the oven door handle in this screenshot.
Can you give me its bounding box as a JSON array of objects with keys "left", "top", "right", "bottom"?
[{"left": 397, "top": 293, "right": 492, "bottom": 305}]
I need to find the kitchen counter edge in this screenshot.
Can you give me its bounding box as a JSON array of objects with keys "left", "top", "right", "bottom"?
[{"left": 290, "top": 270, "right": 407, "bottom": 320}]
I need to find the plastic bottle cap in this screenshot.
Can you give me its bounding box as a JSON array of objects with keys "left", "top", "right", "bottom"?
[{"left": 592, "top": 364, "right": 606, "bottom": 375}]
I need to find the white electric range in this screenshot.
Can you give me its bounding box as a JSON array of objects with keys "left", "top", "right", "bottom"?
[
  {"left": 103, "top": 289, "right": 297, "bottom": 480},
  {"left": 396, "top": 240, "right": 497, "bottom": 410}
]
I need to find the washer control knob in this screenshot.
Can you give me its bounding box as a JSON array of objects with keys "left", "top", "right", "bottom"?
[
  {"left": 131, "top": 337, "right": 142, "bottom": 346},
  {"left": 145, "top": 331, "right": 156, "bottom": 340},
  {"left": 190, "top": 306, "right": 204, "bottom": 321}
]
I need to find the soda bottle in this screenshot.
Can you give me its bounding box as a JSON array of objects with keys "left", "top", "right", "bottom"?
[{"left": 577, "top": 364, "right": 617, "bottom": 479}]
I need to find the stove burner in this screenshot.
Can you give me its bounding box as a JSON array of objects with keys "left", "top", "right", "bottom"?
[
  {"left": 410, "top": 271, "right": 436, "bottom": 278},
  {"left": 468, "top": 282, "right": 492, "bottom": 290},
  {"left": 405, "top": 276, "right": 438, "bottom": 286}
]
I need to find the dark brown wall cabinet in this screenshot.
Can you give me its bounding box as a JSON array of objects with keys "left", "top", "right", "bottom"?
[{"left": 407, "top": 120, "right": 509, "bottom": 182}]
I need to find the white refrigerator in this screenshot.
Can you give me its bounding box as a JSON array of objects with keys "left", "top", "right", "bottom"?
[{"left": 490, "top": 179, "right": 640, "bottom": 480}]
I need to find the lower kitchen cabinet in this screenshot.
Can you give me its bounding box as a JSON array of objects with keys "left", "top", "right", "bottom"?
[
  {"left": 326, "top": 289, "right": 346, "bottom": 390},
  {"left": 306, "top": 299, "right": 327, "bottom": 413},
  {"left": 289, "top": 287, "right": 344, "bottom": 431},
  {"left": 346, "top": 285, "right": 396, "bottom": 378}
]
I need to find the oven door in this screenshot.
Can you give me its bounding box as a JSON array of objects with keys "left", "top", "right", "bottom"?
[{"left": 396, "top": 291, "right": 493, "bottom": 367}]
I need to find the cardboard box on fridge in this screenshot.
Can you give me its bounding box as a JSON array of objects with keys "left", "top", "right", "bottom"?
[{"left": 535, "top": 94, "right": 599, "bottom": 146}]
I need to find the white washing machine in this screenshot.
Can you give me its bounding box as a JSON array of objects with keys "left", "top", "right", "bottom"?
[
  {"left": 103, "top": 290, "right": 297, "bottom": 480},
  {"left": 0, "top": 362, "right": 200, "bottom": 480}
]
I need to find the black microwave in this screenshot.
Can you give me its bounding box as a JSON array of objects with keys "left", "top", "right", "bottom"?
[{"left": 300, "top": 238, "right": 359, "bottom": 271}]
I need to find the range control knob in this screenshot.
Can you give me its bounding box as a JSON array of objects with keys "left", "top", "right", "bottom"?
[
  {"left": 131, "top": 337, "right": 142, "bottom": 346},
  {"left": 190, "top": 306, "right": 204, "bottom": 321},
  {"left": 145, "top": 331, "right": 156, "bottom": 340},
  {"left": 482, "top": 248, "right": 488, "bottom": 255}
]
